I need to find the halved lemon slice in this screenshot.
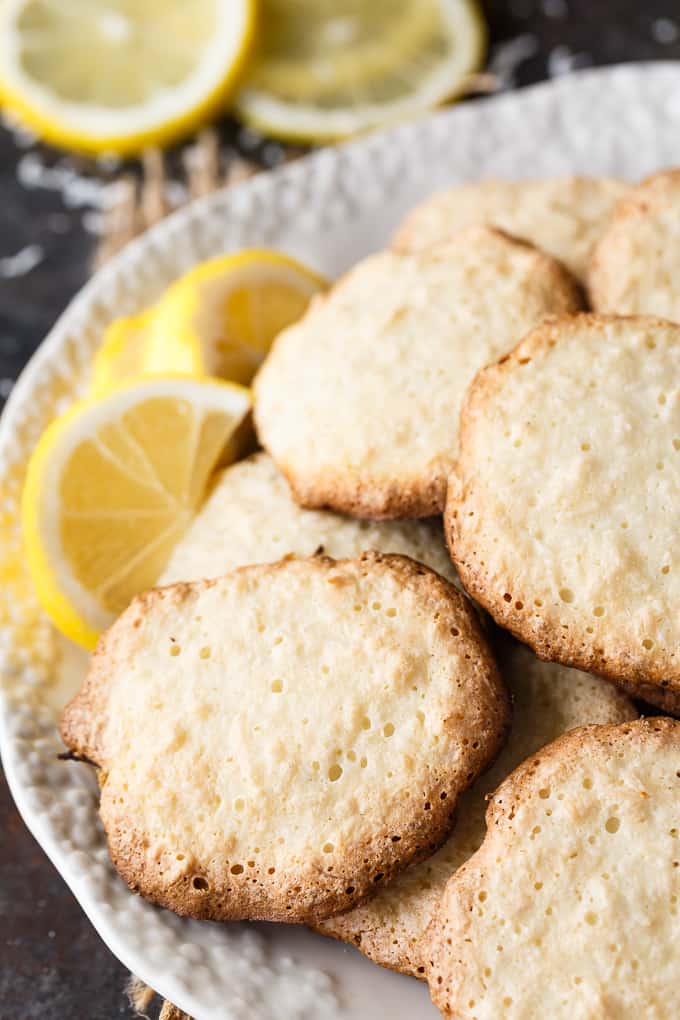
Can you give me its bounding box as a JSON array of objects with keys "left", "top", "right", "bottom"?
[
  {"left": 145, "top": 249, "right": 327, "bottom": 385},
  {"left": 22, "top": 376, "right": 251, "bottom": 649},
  {"left": 0, "top": 0, "right": 255, "bottom": 156},
  {"left": 233, "top": 0, "right": 486, "bottom": 143},
  {"left": 90, "top": 307, "right": 158, "bottom": 397}
]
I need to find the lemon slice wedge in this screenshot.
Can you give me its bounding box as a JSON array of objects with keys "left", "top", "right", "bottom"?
[
  {"left": 90, "top": 251, "right": 326, "bottom": 395},
  {"left": 144, "top": 249, "right": 327, "bottom": 385},
  {"left": 22, "top": 376, "right": 251, "bottom": 648},
  {"left": 233, "top": 0, "right": 486, "bottom": 143},
  {"left": 0, "top": 0, "right": 255, "bottom": 156},
  {"left": 90, "top": 307, "right": 157, "bottom": 397}
]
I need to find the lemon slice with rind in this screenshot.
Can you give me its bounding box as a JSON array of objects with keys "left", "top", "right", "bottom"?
[
  {"left": 145, "top": 250, "right": 327, "bottom": 385},
  {"left": 90, "top": 251, "right": 326, "bottom": 395},
  {"left": 233, "top": 0, "right": 486, "bottom": 143},
  {"left": 0, "top": 0, "right": 255, "bottom": 156},
  {"left": 90, "top": 307, "right": 157, "bottom": 397},
  {"left": 22, "top": 375, "right": 251, "bottom": 649}
]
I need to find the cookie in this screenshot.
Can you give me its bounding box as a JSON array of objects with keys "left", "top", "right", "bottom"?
[
  {"left": 447, "top": 313, "right": 680, "bottom": 691},
  {"left": 254, "top": 227, "right": 581, "bottom": 520},
  {"left": 393, "top": 176, "right": 627, "bottom": 281},
  {"left": 589, "top": 168, "right": 680, "bottom": 319},
  {"left": 426, "top": 718, "right": 680, "bottom": 1019},
  {"left": 616, "top": 680, "right": 680, "bottom": 718},
  {"left": 316, "top": 640, "right": 636, "bottom": 977},
  {"left": 160, "top": 452, "right": 457, "bottom": 587},
  {"left": 60, "top": 553, "right": 509, "bottom": 924}
]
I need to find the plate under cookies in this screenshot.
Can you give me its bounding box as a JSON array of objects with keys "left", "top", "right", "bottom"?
[{"left": 3, "top": 64, "right": 680, "bottom": 1020}]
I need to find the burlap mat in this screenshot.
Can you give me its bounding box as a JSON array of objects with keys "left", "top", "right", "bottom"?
[
  {"left": 95, "top": 128, "right": 261, "bottom": 267},
  {"left": 127, "top": 976, "right": 191, "bottom": 1020}
]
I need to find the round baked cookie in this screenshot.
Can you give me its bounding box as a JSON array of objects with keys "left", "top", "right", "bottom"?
[
  {"left": 616, "top": 679, "right": 680, "bottom": 718},
  {"left": 393, "top": 176, "right": 628, "bottom": 281},
  {"left": 254, "top": 227, "right": 581, "bottom": 520},
  {"left": 61, "top": 553, "right": 509, "bottom": 924},
  {"left": 447, "top": 313, "right": 680, "bottom": 691},
  {"left": 426, "top": 718, "right": 680, "bottom": 1020},
  {"left": 160, "top": 452, "right": 457, "bottom": 587},
  {"left": 315, "top": 640, "right": 635, "bottom": 978},
  {"left": 589, "top": 169, "right": 680, "bottom": 319}
]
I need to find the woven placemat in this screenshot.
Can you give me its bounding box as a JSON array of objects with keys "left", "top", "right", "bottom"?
[
  {"left": 127, "top": 975, "right": 192, "bottom": 1020},
  {"left": 95, "top": 128, "right": 261, "bottom": 268}
]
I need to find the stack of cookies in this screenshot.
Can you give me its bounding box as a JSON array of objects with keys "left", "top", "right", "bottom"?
[{"left": 62, "top": 171, "right": 680, "bottom": 1018}]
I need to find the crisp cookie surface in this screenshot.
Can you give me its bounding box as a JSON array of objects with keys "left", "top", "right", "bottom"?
[
  {"left": 426, "top": 718, "right": 680, "bottom": 1020},
  {"left": 160, "top": 452, "right": 458, "bottom": 587},
  {"left": 447, "top": 314, "right": 680, "bottom": 690},
  {"left": 617, "top": 680, "right": 680, "bottom": 717},
  {"left": 254, "top": 227, "right": 581, "bottom": 519},
  {"left": 589, "top": 169, "right": 680, "bottom": 319},
  {"left": 316, "top": 641, "right": 635, "bottom": 977},
  {"left": 393, "top": 176, "right": 627, "bottom": 280},
  {"left": 60, "top": 553, "right": 508, "bottom": 924}
]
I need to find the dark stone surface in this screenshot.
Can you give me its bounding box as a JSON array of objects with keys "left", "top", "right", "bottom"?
[
  {"left": 1, "top": 4, "right": 680, "bottom": 1017},
  {"left": 0, "top": 786, "right": 136, "bottom": 1019}
]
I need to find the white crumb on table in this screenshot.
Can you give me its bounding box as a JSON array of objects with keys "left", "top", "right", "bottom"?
[
  {"left": 652, "top": 18, "right": 678, "bottom": 44},
  {"left": 488, "top": 35, "right": 539, "bottom": 89},
  {"left": 0, "top": 244, "right": 44, "bottom": 279}
]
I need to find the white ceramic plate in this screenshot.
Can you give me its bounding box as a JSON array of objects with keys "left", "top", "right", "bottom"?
[{"left": 3, "top": 63, "right": 680, "bottom": 1020}]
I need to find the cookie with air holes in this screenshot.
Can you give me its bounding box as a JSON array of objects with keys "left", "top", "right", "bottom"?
[
  {"left": 446, "top": 313, "right": 680, "bottom": 694},
  {"left": 393, "top": 175, "right": 628, "bottom": 282},
  {"left": 160, "top": 451, "right": 459, "bottom": 588},
  {"left": 315, "top": 639, "right": 636, "bottom": 978},
  {"left": 60, "top": 552, "right": 509, "bottom": 923},
  {"left": 254, "top": 226, "right": 581, "bottom": 520},
  {"left": 589, "top": 168, "right": 680, "bottom": 320},
  {"left": 425, "top": 717, "right": 680, "bottom": 1020},
  {"left": 616, "top": 679, "right": 680, "bottom": 718}
]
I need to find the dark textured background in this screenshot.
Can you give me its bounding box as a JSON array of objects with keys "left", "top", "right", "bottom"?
[{"left": 2, "top": 3, "right": 680, "bottom": 1017}]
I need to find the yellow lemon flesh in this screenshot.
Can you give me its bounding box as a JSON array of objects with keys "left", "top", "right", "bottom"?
[
  {"left": 22, "top": 376, "right": 251, "bottom": 648},
  {"left": 0, "top": 0, "right": 255, "bottom": 156},
  {"left": 234, "top": 0, "right": 486, "bottom": 143},
  {"left": 90, "top": 307, "right": 159, "bottom": 397}
]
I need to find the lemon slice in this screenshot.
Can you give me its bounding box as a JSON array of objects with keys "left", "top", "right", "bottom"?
[
  {"left": 90, "top": 252, "right": 325, "bottom": 396},
  {"left": 144, "top": 250, "right": 327, "bottom": 386},
  {"left": 90, "top": 307, "right": 157, "bottom": 397},
  {"left": 0, "top": 0, "right": 255, "bottom": 156},
  {"left": 22, "top": 376, "right": 251, "bottom": 649},
  {"left": 233, "top": 0, "right": 486, "bottom": 143}
]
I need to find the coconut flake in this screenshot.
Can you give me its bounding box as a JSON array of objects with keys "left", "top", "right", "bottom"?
[{"left": 0, "top": 244, "right": 44, "bottom": 279}]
